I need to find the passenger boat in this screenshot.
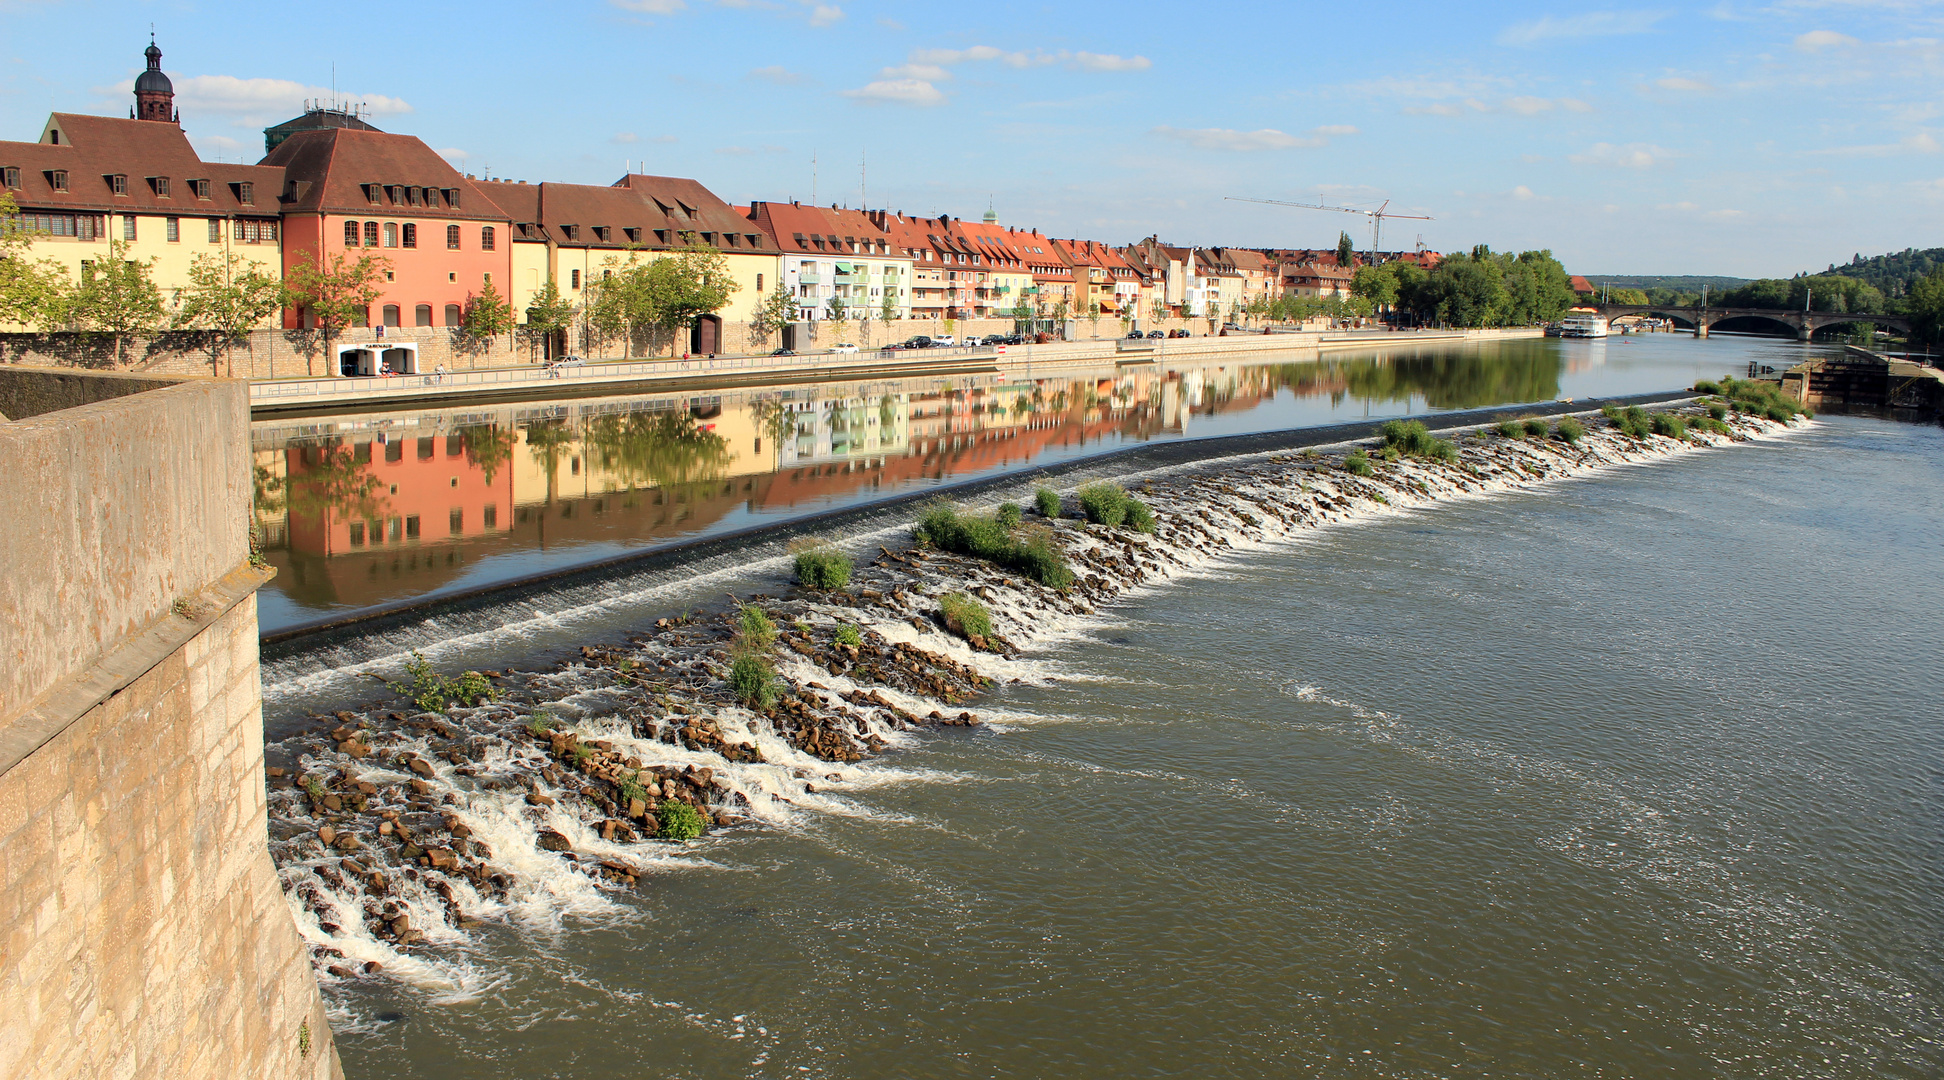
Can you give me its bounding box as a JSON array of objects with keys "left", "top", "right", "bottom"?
[{"left": 1559, "top": 314, "right": 1609, "bottom": 338}]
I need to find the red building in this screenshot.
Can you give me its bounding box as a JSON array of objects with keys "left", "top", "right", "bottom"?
[{"left": 262, "top": 129, "right": 511, "bottom": 354}]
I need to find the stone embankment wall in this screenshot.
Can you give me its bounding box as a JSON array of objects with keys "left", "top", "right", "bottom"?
[
  {"left": 0, "top": 326, "right": 528, "bottom": 381},
  {"left": 0, "top": 371, "right": 342, "bottom": 1079}
]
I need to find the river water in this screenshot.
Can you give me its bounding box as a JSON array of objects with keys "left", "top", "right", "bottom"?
[
  {"left": 288, "top": 398, "right": 1944, "bottom": 1073},
  {"left": 253, "top": 331, "right": 1804, "bottom": 635}
]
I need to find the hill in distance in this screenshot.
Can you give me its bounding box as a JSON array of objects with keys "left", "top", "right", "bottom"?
[{"left": 1581, "top": 275, "right": 1749, "bottom": 292}]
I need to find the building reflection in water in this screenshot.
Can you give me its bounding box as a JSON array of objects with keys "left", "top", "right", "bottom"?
[{"left": 252, "top": 345, "right": 1560, "bottom": 618}]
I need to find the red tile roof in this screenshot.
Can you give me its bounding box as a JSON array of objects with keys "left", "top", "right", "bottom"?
[
  {"left": 0, "top": 113, "right": 281, "bottom": 216},
  {"left": 260, "top": 127, "right": 504, "bottom": 220}
]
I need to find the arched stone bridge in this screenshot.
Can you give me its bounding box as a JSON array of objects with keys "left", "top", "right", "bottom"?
[{"left": 1589, "top": 304, "right": 1909, "bottom": 340}]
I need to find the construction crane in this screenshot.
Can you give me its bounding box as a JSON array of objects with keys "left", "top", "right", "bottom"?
[{"left": 1226, "top": 196, "right": 1433, "bottom": 265}]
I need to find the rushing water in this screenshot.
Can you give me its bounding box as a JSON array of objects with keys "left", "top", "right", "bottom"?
[
  {"left": 301, "top": 412, "right": 1944, "bottom": 1079},
  {"left": 252, "top": 332, "right": 1819, "bottom": 635}
]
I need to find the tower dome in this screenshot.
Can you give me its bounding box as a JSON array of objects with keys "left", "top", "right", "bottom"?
[{"left": 133, "top": 38, "right": 177, "bottom": 123}]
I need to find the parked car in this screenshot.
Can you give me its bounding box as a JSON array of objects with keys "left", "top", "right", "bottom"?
[
  {"left": 1221, "top": 323, "right": 1244, "bottom": 332},
  {"left": 1168, "top": 328, "right": 1190, "bottom": 338},
  {"left": 830, "top": 342, "right": 859, "bottom": 354},
  {"left": 1146, "top": 330, "right": 1165, "bottom": 339},
  {"left": 903, "top": 336, "right": 933, "bottom": 349},
  {"left": 545, "top": 355, "right": 584, "bottom": 377},
  {"left": 932, "top": 334, "right": 957, "bottom": 347},
  {"left": 1126, "top": 330, "right": 1145, "bottom": 339},
  {"left": 771, "top": 347, "right": 797, "bottom": 357},
  {"left": 981, "top": 334, "right": 1010, "bottom": 346}
]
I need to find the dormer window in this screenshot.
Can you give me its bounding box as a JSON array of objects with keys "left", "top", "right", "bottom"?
[
  {"left": 443, "top": 188, "right": 460, "bottom": 209},
  {"left": 386, "top": 185, "right": 402, "bottom": 204},
  {"left": 1, "top": 167, "right": 17, "bottom": 189},
  {"left": 364, "top": 184, "right": 381, "bottom": 205},
  {"left": 724, "top": 233, "right": 739, "bottom": 247},
  {"left": 424, "top": 188, "right": 441, "bottom": 209},
  {"left": 654, "top": 229, "right": 669, "bottom": 244},
  {"left": 236, "top": 182, "right": 254, "bottom": 205},
  {"left": 561, "top": 224, "right": 578, "bottom": 241},
  {"left": 191, "top": 178, "right": 210, "bottom": 200},
  {"left": 700, "top": 232, "right": 714, "bottom": 245},
  {"left": 150, "top": 176, "right": 170, "bottom": 198},
  {"left": 592, "top": 226, "right": 608, "bottom": 242},
  {"left": 406, "top": 187, "right": 421, "bottom": 206},
  {"left": 109, "top": 174, "right": 128, "bottom": 196},
  {"left": 792, "top": 232, "right": 807, "bottom": 248},
  {"left": 624, "top": 227, "right": 640, "bottom": 243}
]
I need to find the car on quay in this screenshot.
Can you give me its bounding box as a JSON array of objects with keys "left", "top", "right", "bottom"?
[
  {"left": 903, "top": 336, "right": 934, "bottom": 349},
  {"left": 771, "top": 347, "right": 797, "bottom": 357},
  {"left": 830, "top": 342, "right": 859, "bottom": 354},
  {"left": 931, "top": 335, "right": 957, "bottom": 347},
  {"left": 545, "top": 355, "right": 584, "bottom": 377},
  {"left": 1126, "top": 330, "right": 1145, "bottom": 339},
  {"left": 1146, "top": 330, "right": 1165, "bottom": 339}
]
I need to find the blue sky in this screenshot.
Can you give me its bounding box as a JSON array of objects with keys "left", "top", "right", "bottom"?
[{"left": 1, "top": 1, "right": 1937, "bottom": 276}]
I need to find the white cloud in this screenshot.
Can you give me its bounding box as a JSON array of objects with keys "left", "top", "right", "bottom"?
[
  {"left": 715, "top": 146, "right": 754, "bottom": 156},
  {"left": 1405, "top": 103, "right": 1467, "bottom": 117},
  {"left": 1513, "top": 185, "right": 1535, "bottom": 199},
  {"left": 1404, "top": 95, "right": 1590, "bottom": 117},
  {"left": 880, "top": 62, "right": 950, "bottom": 81},
  {"left": 1808, "top": 131, "right": 1944, "bottom": 155},
  {"left": 610, "top": 0, "right": 686, "bottom": 12},
  {"left": 110, "top": 74, "right": 413, "bottom": 121},
  {"left": 1151, "top": 124, "right": 1355, "bottom": 151},
  {"left": 1655, "top": 76, "right": 1715, "bottom": 91},
  {"left": 1795, "top": 29, "right": 1860, "bottom": 50},
  {"left": 612, "top": 132, "right": 640, "bottom": 144},
  {"left": 809, "top": 4, "right": 842, "bottom": 26},
  {"left": 1503, "top": 95, "right": 1556, "bottom": 115},
  {"left": 1068, "top": 52, "right": 1151, "bottom": 72},
  {"left": 841, "top": 78, "right": 947, "bottom": 106},
  {"left": 1499, "top": 11, "right": 1669, "bottom": 46},
  {"left": 1570, "top": 141, "right": 1677, "bottom": 168},
  {"left": 748, "top": 65, "right": 811, "bottom": 84},
  {"left": 436, "top": 147, "right": 470, "bottom": 161}
]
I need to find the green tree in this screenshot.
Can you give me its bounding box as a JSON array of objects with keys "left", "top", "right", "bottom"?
[
  {"left": 880, "top": 287, "right": 898, "bottom": 326},
  {"left": 1337, "top": 231, "right": 1356, "bottom": 268},
  {"left": 1351, "top": 264, "right": 1399, "bottom": 312},
  {"left": 1906, "top": 266, "right": 1944, "bottom": 345},
  {"left": 462, "top": 278, "right": 515, "bottom": 350},
  {"left": 522, "top": 277, "right": 578, "bottom": 361},
  {"left": 171, "top": 250, "right": 287, "bottom": 376},
  {"left": 0, "top": 192, "right": 68, "bottom": 331},
  {"left": 642, "top": 235, "right": 738, "bottom": 356},
  {"left": 284, "top": 250, "right": 391, "bottom": 375},
  {"left": 827, "top": 292, "right": 850, "bottom": 342},
  {"left": 1088, "top": 300, "right": 1102, "bottom": 335},
  {"left": 1150, "top": 296, "right": 1168, "bottom": 326},
  {"left": 69, "top": 240, "right": 165, "bottom": 365},
  {"left": 749, "top": 279, "right": 798, "bottom": 351}
]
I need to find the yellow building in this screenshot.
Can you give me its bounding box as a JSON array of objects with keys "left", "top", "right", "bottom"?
[{"left": 0, "top": 50, "right": 285, "bottom": 332}]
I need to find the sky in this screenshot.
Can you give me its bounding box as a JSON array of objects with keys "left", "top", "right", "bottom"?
[{"left": 0, "top": 0, "right": 1937, "bottom": 277}]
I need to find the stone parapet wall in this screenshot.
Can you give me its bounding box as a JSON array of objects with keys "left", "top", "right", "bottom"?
[{"left": 0, "top": 368, "right": 341, "bottom": 1078}]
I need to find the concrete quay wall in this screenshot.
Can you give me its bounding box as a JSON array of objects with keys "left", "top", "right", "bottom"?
[{"left": 0, "top": 374, "right": 341, "bottom": 1079}]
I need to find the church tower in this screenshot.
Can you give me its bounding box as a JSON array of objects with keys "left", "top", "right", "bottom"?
[{"left": 132, "top": 37, "right": 177, "bottom": 124}]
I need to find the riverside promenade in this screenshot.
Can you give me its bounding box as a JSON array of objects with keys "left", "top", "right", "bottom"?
[{"left": 247, "top": 327, "right": 1543, "bottom": 414}]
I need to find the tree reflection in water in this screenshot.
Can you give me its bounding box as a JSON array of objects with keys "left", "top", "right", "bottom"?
[{"left": 583, "top": 409, "right": 733, "bottom": 493}]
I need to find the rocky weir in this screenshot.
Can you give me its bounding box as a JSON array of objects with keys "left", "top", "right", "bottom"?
[{"left": 265, "top": 399, "right": 1805, "bottom": 991}]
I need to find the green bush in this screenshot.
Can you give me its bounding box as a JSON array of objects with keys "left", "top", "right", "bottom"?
[
  {"left": 737, "top": 605, "right": 777, "bottom": 649},
  {"left": 526, "top": 713, "right": 554, "bottom": 737},
  {"left": 1612, "top": 405, "right": 1653, "bottom": 439},
  {"left": 401, "top": 651, "right": 497, "bottom": 712},
  {"left": 938, "top": 592, "right": 993, "bottom": 640},
  {"left": 1125, "top": 498, "right": 1156, "bottom": 534},
  {"left": 1380, "top": 445, "right": 1401, "bottom": 462},
  {"left": 1693, "top": 416, "right": 1732, "bottom": 436},
  {"left": 617, "top": 776, "right": 649, "bottom": 808},
  {"left": 1554, "top": 416, "right": 1585, "bottom": 444},
  {"left": 658, "top": 799, "right": 705, "bottom": 841},
  {"left": 1344, "top": 449, "right": 1374, "bottom": 476},
  {"left": 1522, "top": 417, "right": 1548, "bottom": 438},
  {"left": 916, "top": 502, "right": 1075, "bottom": 589},
  {"left": 1034, "top": 487, "right": 1061, "bottom": 518},
  {"left": 1693, "top": 379, "right": 1721, "bottom": 394},
  {"left": 1719, "top": 377, "right": 1810, "bottom": 422},
  {"left": 790, "top": 540, "right": 853, "bottom": 589},
  {"left": 728, "top": 650, "right": 777, "bottom": 711},
  {"left": 1650, "top": 412, "right": 1688, "bottom": 439},
  {"left": 1496, "top": 419, "right": 1524, "bottom": 439},
  {"left": 1077, "top": 481, "right": 1130, "bottom": 527},
  {"left": 1379, "top": 418, "right": 1457, "bottom": 462},
  {"left": 1708, "top": 402, "right": 1727, "bottom": 420},
  {"left": 834, "top": 624, "right": 863, "bottom": 647},
  {"left": 996, "top": 502, "right": 1023, "bottom": 528},
  {"left": 1600, "top": 404, "right": 1620, "bottom": 420}
]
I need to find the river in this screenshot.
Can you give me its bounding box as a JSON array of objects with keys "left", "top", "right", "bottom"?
[{"left": 268, "top": 333, "right": 1943, "bottom": 1077}]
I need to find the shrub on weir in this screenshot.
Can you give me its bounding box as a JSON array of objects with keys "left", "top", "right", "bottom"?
[
  {"left": 914, "top": 501, "right": 1075, "bottom": 589},
  {"left": 938, "top": 592, "right": 993, "bottom": 640},
  {"left": 1034, "top": 487, "right": 1062, "bottom": 518},
  {"left": 790, "top": 538, "right": 853, "bottom": 589},
  {"left": 1077, "top": 481, "right": 1130, "bottom": 528}
]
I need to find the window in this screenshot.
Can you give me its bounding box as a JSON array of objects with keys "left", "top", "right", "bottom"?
[
  {"left": 208, "top": 218, "right": 221, "bottom": 243},
  {"left": 383, "top": 223, "right": 397, "bottom": 248},
  {"left": 415, "top": 304, "right": 432, "bottom": 327},
  {"left": 152, "top": 176, "right": 170, "bottom": 198},
  {"left": 405, "top": 515, "right": 420, "bottom": 540},
  {"left": 443, "top": 188, "right": 459, "bottom": 209},
  {"left": 401, "top": 223, "right": 416, "bottom": 249},
  {"left": 1, "top": 166, "right": 17, "bottom": 189},
  {"left": 756, "top": 273, "right": 763, "bottom": 292},
  {"left": 424, "top": 188, "right": 440, "bottom": 209},
  {"left": 387, "top": 185, "right": 402, "bottom": 204},
  {"left": 654, "top": 229, "right": 668, "bottom": 244},
  {"left": 449, "top": 508, "right": 464, "bottom": 535},
  {"left": 236, "top": 182, "right": 253, "bottom": 205},
  {"left": 480, "top": 226, "right": 495, "bottom": 251},
  {"left": 165, "top": 217, "right": 179, "bottom": 242},
  {"left": 383, "top": 304, "right": 401, "bottom": 327},
  {"left": 364, "top": 184, "right": 381, "bottom": 206},
  {"left": 49, "top": 170, "right": 67, "bottom": 192},
  {"left": 107, "top": 174, "right": 128, "bottom": 196},
  {"left": 406, "top": 187, "right": 421, "bottom": 206},
  {"left": 364, "top": 221, "right": 379, "bottom": 247},
  {"left": 354, "top": 306, "right": 369, "bottom": 327},
  {"left": 444, "top": 303, "right": 462, "bottom": 326},
  {"left": 624, "top": 227, "right": 639, "bottom": 243},
  {"left": 192, "top": 178, "right": 210, "bottom": 200},
  {"left": 348, "top": 521, "right": 365, "bottom": 546},
  {"left": 446, "top": 224, "right": 460, "bottom": 249},
  {"left": 345, "top": 221, "right": 360, "bottom": 246},
  {"left": 123, "top": 215, "right": 136, "bottom": 240},
  {"left": 560, "top": 224, "right": 577, "bottom": 241},
  {"left": 570, "top": 269, "right": 580, "bottom": 289},
  {"left": 482, "top": 504, "right": 496, "bottom": 529},
  {"left": 591, "top": 226, "right": 606, "bottom": 242},
  {"left": 417, "top": 437, "right": 435, "bottom": 461}
]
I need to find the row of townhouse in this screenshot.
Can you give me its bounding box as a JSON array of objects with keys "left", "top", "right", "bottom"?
[{"left": 0, "top": 41, "right": 1441, "bottom": 371}]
